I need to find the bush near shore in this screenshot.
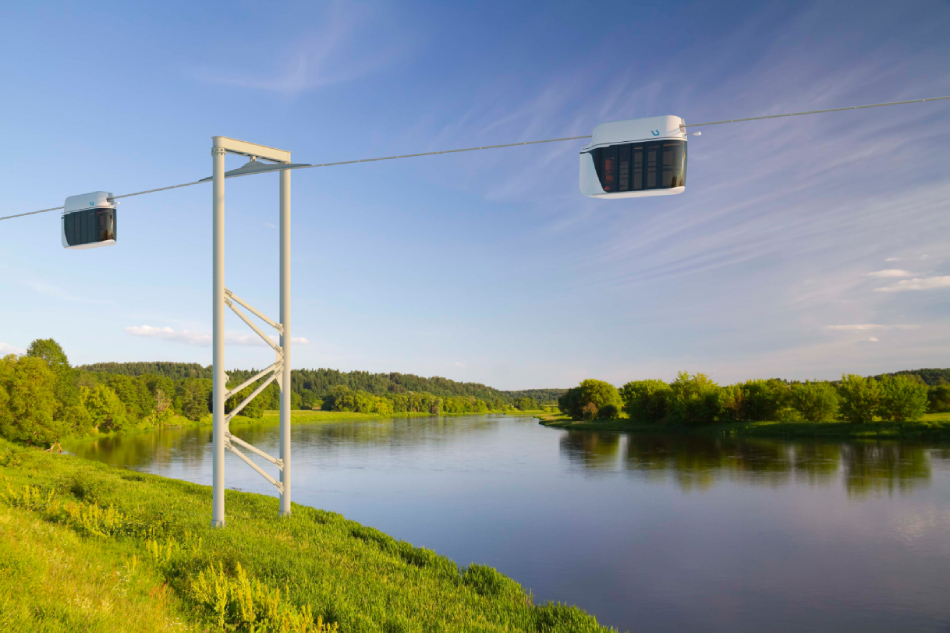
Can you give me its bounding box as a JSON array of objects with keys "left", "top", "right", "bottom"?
[
  {"left": 558, "top": 372, "right": 934, "bottom": 425},
  {"left": 0, "top": 440, "right": 613, "bottom": 632}
]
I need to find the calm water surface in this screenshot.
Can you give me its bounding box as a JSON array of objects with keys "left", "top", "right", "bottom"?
[{"left": 67, "top": 415, "right": 950, "bottom": 632}]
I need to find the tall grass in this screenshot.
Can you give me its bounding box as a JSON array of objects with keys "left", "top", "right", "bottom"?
[{"left": 0, "top": 440, "right": 613, "bottom": 632}]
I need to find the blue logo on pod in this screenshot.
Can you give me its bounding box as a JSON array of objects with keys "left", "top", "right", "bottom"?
[{"left": 651, "top": 129, "right": 660, "bottom": 136}]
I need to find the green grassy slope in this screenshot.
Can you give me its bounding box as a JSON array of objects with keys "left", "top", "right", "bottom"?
[{"left": 0, "top": 441, "right": 613, "bottom": 633}]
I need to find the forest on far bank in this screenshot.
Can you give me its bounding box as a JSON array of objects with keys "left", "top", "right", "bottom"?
[
  {"left": 1, "top": 340, "right": 557, "bottom": 445},
  {"left": 558, "top": 371, "right": 950, "bottom": 425},
  {"left": 5, "top": 337, "right": 950, "bottom": 445}
]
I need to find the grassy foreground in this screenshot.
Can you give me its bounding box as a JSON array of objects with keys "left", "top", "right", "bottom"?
[
  {"left": 540, "top": 412, "right": 950, "bottom": 441},
  {"left": 0, "top": 441, "right": 612, "bottom": 632}
]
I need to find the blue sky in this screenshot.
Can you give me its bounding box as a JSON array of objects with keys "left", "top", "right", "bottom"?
[{"left": 1, "top": 1, "right": 949, "bottom": 389}]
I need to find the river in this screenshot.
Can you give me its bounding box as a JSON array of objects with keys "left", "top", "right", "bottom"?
[{"left": 65, "top": 414, "right": 950, "bottom": 632}]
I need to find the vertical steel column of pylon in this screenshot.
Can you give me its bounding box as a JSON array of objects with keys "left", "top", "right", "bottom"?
[
  {"left": 279, "top": 167, "right": 291, "bottom": 516},
  {"left": 211, "top": 142, "right": 227, "bottom": 528}
]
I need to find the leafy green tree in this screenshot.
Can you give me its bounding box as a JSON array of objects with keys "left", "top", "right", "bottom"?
[
  {"left": 514, "top": 397, "right": 538, "bottom": 411},
  {"left": 62, "top": 402, "right": 94, "bottom": 435},
  {"left": 300, "top": 389, "right": 320, "bottom": 410},
  {"left": 142, "top": 373, "right": 175, "bottom": 402},
  {"left": 26, "top": 338, "right": 80, "bottom": 413},
  {"left": 619, "top": 379, "right": 671, "bottom": 423},
  {"left": 0, "top": 355, "right": 66, "bottom": 444},
  {"left": 106, "top": 375, "right": 154, "bottom": 422},
  {"left": 719, "top": 379, "right": 789, "bottom": 422},
  {"left": 927, "top": 385, "right": 950, "bottom": 413},
  {"left": 389, "top": 394, "right": 408, "bottom": 413},
  {"left": 374, "top": 398, "right": 394, "bottom": 416},
  {"left": 81, "top": 385, "right": 128, "bottom": 432},
  {"left": 877, "top": 375, "right": 928, "bottom": 422},
  {"left": 668, "top": 372, "right": 723, "bottom": 426},
  {"left": 597, "top": 403, "right": 620, "bottom": 420},
  {"left": 558, "top": 379, "right": 622, "bottom": 420},
  {"left": 179, "top": 379, "right": 212, "bottom": 421},
  {"left": 26, "top": 338, "right": 71, "bottom": 372},
  {"left": 837, "top": 374, "right": 880, "bottom": 424},
  {"left": 742, "top": 379, "right": 789, "bottom": 421},
  {"left": 790, "top": 381, "right": 839, "bottom": 422},
  {"left": 719, "top": 384, "right": 745, "bottom": 423}
]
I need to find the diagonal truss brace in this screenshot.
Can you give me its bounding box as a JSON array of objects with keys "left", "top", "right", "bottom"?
[
  {"left": 225, "top": 297, "right": 283, "bottom": 355},
  {"left": 220, "top": 285, "right": 287, "bottom": 493},
  {"left": 224, "top": 434, "right": 284, "bottom": 494},
  {"left": 224, "top": 370, "right": 280, "bottom": 423},
  {"left": 225, "top": 360, "right": 282, "bottom": 400},
  {"left": 226, "top": 289, "right": 283, "bottom": 334}
]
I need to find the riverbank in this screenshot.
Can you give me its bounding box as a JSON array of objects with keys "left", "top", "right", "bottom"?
[
  {"left": 540, "top": 412, "right": 950, "bottom": 441},
  {"left": 0, "top": 438, "right": 611, "bottom": 632},
  {"left": 76, "top": 408, "right": 545, "bottom": 443}
]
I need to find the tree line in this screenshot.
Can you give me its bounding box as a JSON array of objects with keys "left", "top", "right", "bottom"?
[
  {"left": 79, "top": 362, "right": 563, "bottom": 405},
  {"left": 1, "top": 339, "right": 548, "bottom": 445},
  {"left": 559, "top": 372, "right": 945, "bottom": 425}
]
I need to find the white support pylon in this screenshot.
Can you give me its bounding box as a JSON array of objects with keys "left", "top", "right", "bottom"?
[
  {"left": 212, "top": 143, "right": 226, "bottom": 528},
  {"left": 210, "top": 136, "right": 293, "bottom": 528},
  {"left": 279, "top": 166, "right": 292, "bottom": 517}
]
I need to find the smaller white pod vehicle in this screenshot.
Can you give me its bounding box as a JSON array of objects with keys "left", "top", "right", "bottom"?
[
  {"left": 62, "top": 191, "right": 117, "bottom": 249},
  {"left": 579, "top": 115, "right": 687, "bottom": 198}
]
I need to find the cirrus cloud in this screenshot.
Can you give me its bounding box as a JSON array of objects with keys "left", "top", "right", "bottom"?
[
  {"left": 874, "top": 276, "right": 950, "bottom": 293},
  {"left": 825, "top": 324, "right": 920, "bottom": 331},
  {"left": 866, "top": 269, "right": 915, "bottom": 278}
]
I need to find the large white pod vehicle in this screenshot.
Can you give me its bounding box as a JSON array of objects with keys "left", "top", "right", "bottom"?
[
  {"left": 580, "top": 115, "right": 687, "bottom": 198},
  {"left": 61, "top": 191, "right": 117, "bottom": 249}
]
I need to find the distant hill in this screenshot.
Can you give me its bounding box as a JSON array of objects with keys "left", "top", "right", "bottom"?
[
  {"left": 500, "top": 388, "right": 567, "bottom": 403},
  {"left": 873, "top": 368, "right": 950, "bottom": 386},
  {"left": 80, "top": 361, "right": 212, "bottom": 380},
  {"left": 78, "top": 362, "right": 566, "bottom": 404}
]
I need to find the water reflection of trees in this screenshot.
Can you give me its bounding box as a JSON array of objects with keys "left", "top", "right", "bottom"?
[
  {"left": 560, "top": 431, "right": 933, "bottom": 495},
  {"left": 840, "top": 443, "right": 930, "bottom": 497},
  {"left": 560, "top": 432, "right": 622, "bottom": 470},
  {"left": 66, "top": 426, "right": 213, "bottom": 469},
  {"left": 65, "top": 415, "right": 507, "bottom": 470}
]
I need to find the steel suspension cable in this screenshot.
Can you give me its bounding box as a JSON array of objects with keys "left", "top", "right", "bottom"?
[
  {"left": 2, "top": 96, "right": 947, "bottom": 222},
  {"left": 683, "top": 95, "right": 950, "bottom": 128}
]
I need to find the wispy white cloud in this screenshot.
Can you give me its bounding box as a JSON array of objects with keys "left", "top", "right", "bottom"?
[
  {"left": 126, "top": 326, "right": 308, "bottom": 347},
  {"left": 192, "top": 3, "right": 412, "bottom": 96},
  {"left": 868, "top": 337, "right": 879, "bottom": 342},
  {"left": 825, "top": 324, "right": 920, "bottom": 331},
  {"left": 885, "top": 257, "right": 901, "bottom": 262},
  {"left": 453, "top": 361, "right": 464, "bottom": 367},
  {"left": 867, "top": 269, "right": 915, "bottom": 278},
  {"left": 875, "top": 276, "right": 950, "bottom": 293},
  {"left": 127, "top": 326, "right": 209, "bottom": 346},
  {"left": 0, "top": 342, "right": 25, "bottom": 355}
]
